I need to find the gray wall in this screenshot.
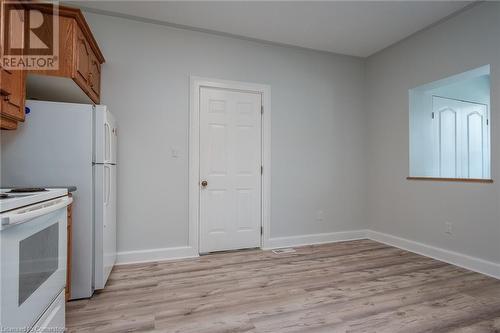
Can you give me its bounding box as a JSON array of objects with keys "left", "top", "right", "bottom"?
[
  {"left": 84, "top": 13, "right": 367, "bottom": 253},
  {"left": 3, "top": 3, "right": 497, "bottom": 264},
  {"left": 365, "top": 2, "right": 500, "bottom": 262}
]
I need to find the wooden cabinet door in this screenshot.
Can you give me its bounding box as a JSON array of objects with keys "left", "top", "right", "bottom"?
[
  {"left": 0, "top": 0, "right": 26, "bottom": 129},
  {"left": 0, "top": 67, "right": 13, "bottom": 96},
  {"left": 0, "top": 116, "right": 18, "bottom": 130},
  {"left": 74, "top": 27, "right": 91, "bottom": 93},
  {"left": 1, "top": 0, "right": 26, "bottom": 57},
  {"left": 88, "top": 52, "right": 101, "bottom": 102},
  {"left": 0, "top": 68, "right": 26, "bottom": 122}
]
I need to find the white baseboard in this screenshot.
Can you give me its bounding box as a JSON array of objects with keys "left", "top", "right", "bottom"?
[
  {"left": 116, "top": 246, "right": 199, "bottom": 265},
  {"left": 115, "top": 231, "right": 366, "bottom": 265},
  {"left": 115, "top": 230, "right": 500, "bottom": 280},
  {"left": 366, "top": 230, "right": 500, "bottom": 280},
  {"left": 263, "top": 230, "right": 368, "bottom": 250}
]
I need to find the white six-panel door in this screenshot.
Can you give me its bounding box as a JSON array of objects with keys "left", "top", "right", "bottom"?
[
  {"left": 433, "top": 96, "right": 490, "bottom": 179},
  {"left": 199, "top": 87, "right": 262, "bottom": 253}
]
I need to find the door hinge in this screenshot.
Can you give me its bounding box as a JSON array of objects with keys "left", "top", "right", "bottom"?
[
  {"left": 261, "top": 105, "right": 264, "bottom": 114},
  {"left": 261, "top": 166, "right": 263, "bottom": 174},
  {"left": 487, "top": 119, "right": 489, "bottom": 125},
  {"left": 432, "top": 112, "right": 435, "bottom": 119},
  {"left": 261, "top": 226, "right": 263, "bottom": 235}
]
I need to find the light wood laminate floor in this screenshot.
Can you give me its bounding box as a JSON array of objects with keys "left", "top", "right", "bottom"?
[{"left": 67, "top": 240, "right": 500, "bottom": 332}]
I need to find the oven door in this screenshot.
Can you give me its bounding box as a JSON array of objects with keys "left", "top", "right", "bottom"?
[{"left": 0, "top": 196, "right": 71, "bottom": 331}]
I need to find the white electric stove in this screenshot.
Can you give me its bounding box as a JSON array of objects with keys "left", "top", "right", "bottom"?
[
  {"left": 0, "top": 188, "right": 68, "bottom": 213},
  {"left": 0, "top": 187, "right": 72, "bottom": 332}
]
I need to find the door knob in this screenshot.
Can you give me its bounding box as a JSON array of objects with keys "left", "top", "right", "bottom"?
[{"left": 201, "top": 180, "right": 208, "bottom": 187}]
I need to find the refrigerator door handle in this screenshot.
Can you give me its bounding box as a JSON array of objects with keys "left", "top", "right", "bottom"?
[
  {"left": 104, "top": 122, "right": 111, "bottom": 163},
  {"left": 104, "top": 165, "right": 110, "bottom": 209},
  {"left": 107, "top": 166, "right": 111, "bottom": 207}
]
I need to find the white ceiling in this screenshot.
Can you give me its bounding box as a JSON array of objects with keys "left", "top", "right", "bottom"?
[{"left": 69, "top": 1, "right": 473, "bottom": 57}]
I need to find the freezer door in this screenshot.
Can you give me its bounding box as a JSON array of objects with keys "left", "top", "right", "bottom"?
[
  {"left": 93, "top": 164, "right": 117, "bottom": 290},
  {"left": 94, "top": 106, "right": 117, "bottom": 164}
]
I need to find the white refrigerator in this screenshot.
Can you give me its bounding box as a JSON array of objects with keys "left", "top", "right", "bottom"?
[{"left": 0, "top": 100, "right": 117, "bottom": 299}]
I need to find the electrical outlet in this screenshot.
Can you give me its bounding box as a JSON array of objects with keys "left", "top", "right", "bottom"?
[
  {"left": 171, "top": 147, "right": 180, "bottom": 158},
  {"left": 445, "top": 222, "right": 453, "bottom": 235},
  {"left": 316, "top": 210, "right": 324, "bottom": 222}
]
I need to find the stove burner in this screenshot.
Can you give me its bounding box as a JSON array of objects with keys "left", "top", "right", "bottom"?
[{"left": 9, "top": 187, "right": 47, "bottom": 193}]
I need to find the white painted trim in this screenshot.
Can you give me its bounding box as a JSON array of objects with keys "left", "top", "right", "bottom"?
[
  {"left": 264, "top": 230, "right": 368, "bottom": 250},
  {"left": 189, "top": 76, "right": 272, "bottom": 254},
  {"left": 116, "top": 246, "right": 199, "bottom": 265},
  {"left": 115, "top": 229, "right": 500, "bottom": 281},
  {"left": 264, "top": 229, "right": 500, "bottom": 279},
  {"left": 366, "top": 230, "right": 500, "bottom": 280}
]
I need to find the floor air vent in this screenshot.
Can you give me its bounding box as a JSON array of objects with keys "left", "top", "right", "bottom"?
[{"left": 272, "top": 248, "right": 296, "bottom": 254}]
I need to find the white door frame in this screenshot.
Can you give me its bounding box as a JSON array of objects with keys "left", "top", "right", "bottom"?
[{"left": 189, "top": 76, "right": 271, "bottom": 254}]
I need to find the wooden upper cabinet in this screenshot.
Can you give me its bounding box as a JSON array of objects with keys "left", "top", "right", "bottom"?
[
  {"left": 28, "top": 4, "right": 105, "bottom": 104},
  {"left": 0, "top": 3, "right": 104, "bottom": 129},
  {"left": 88, "top": 52, "right": 101, "bottom": 100},
  {"left": 0, "top": 115, "right": 18, "bottom": 129},
  {"left": 0, "top": 67, "right": 26, "bottom": 129},
  {"left": 74, "top": 26, "right": 101, "bottom": 102},
  {"left": 0, "top": 0, "right": 26, "bottom": 129},
  {"left": 74, "top": 27, "right": 92, "bottom": 94}
]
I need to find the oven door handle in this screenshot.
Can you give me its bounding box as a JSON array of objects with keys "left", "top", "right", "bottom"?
[{"left": 1, "top": 196, "right": 73, "bottom": 227}]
